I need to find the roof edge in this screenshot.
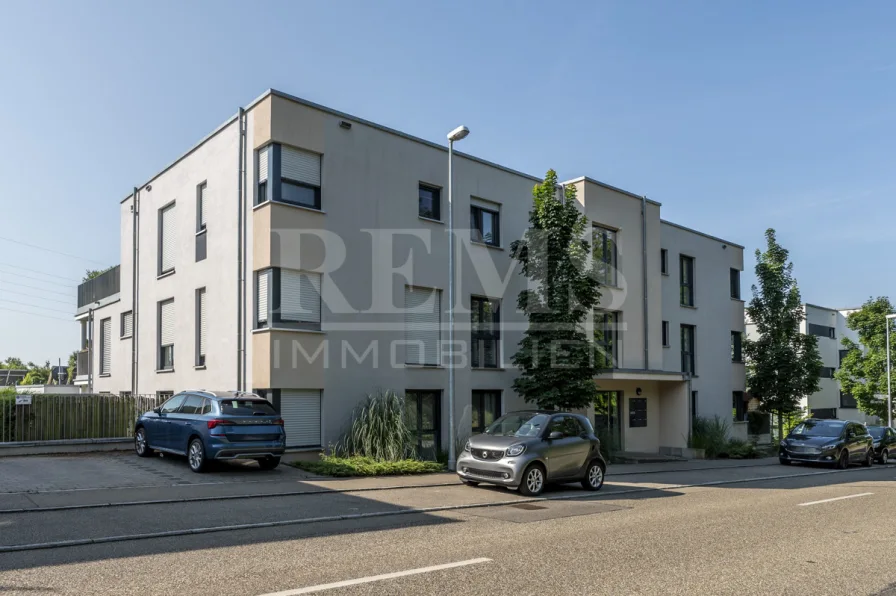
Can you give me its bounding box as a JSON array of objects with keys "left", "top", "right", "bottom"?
[
  {"left": 660, "top": 219, "right": 745, "bottom": 249},
  {"left": 562, "top": 176, "right": 662, "bottom": 207}
]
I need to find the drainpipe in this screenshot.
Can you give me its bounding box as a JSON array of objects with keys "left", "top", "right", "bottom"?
[
  {"left": 131, "top": 187, "right": 139, "bottom": 397},
  {"left": 87, "top": 307, "right": 94, "bottom": 393},
  {"left": 236, "top": 108, "right": 245, "bottom": 392},
  {"left": 241, "top": 111, "right": 248, "bottom": 391},
  {"left": 641, "top": 195, "right": 649, "bottom": 370}
]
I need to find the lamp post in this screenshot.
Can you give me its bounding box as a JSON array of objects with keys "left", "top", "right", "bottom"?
[
  {"left": 886, "top": 314, "right": 896, "bottom": 428},
  {"left": 446, "top": 124, "right": 469, "bottom": 472}
]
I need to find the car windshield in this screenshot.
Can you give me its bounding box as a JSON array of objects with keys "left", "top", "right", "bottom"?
[
  {"left": 218, "top": 399, "right": 277, "bottom": 416},
  {"left": 485, "top": 413, "right": 550, "bottom": 437},
  {"left": 868, "top": 427, "right": 885, "bottom": 439},
  {"left": 789, "top": 420, "right": 844, "bottom": 438}
]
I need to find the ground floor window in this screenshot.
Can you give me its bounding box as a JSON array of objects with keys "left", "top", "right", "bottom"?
[
  {"left": 405, "top": 390, "right": 440, "bottom": 460},
  {"left": 471, "top": 390, "right": 501, "bottom": 434},
  {"left": 810, "top": 407, "right": 837, "bottom": 420},
  {"left": 594, "top": 391, "right": 622, "bottom": 451},
  {"left": 733, "top": 391, "right": 746, "bottom": 422}
]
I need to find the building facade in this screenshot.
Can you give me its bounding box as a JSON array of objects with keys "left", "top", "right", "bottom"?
[{"left": 74, "top": 89, "right": 746, "bottom": 456}]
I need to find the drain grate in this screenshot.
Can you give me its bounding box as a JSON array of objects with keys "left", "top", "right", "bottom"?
[{"left": 510, "top": 503, "right": 547, "bottom": 511}]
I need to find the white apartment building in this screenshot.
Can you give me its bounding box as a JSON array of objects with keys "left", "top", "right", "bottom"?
[
  {"left": 73, "top": 89, "right": 746, "bottom": 456},
  {"left": 746, "top": 303, "right": 875, "bottom": 424}
]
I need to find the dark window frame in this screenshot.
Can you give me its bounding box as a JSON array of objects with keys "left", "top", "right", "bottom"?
[
  {"left": 840, "top": 390, "right": 857, "bottom": 409},
  {"left": 255, "top": 268, "right": 322, "bottom": 332},
  {"left": 680, "top": 255, "right": 695, "bottom": 307},
  {"left": 730, "top": 268, "right": 741, "bottom": 299},
  {"left": 471, "top": 296, "right": 500, "bottom": 368},
  {"left": 661, "top": 249, "right": 668, "bottom": 275},
  {"left": 470, "top": 203, "right": 500, "bottom": 247},
  {"left": 471, "top": 390, "right": 501, "bottom": 434},
  {"left": 733, "top": 391, "right": 746, "bottom": 422},
  {"left": 120, "top": 310, "right": 133, "bottom": 339},
  {"left": 418, "top": 183, "right": 441, "bottom": 221},
  {"left": 280, "top": 178, "right": 322, "bottom": 210},
  {"left": 808, "top": 323, "right": 836, "bottom": 339},
  {"left": 681, "top": 324, "right": 696, "bottom": 375},
  {"left": 820, "top": 366, "right": 836, "bottom": 379},
  {"left": 731, "top": 331, "right": 743, "bottom": 362},
  {"left": 158, "top": 200, "right": 176, "bottom": 277},
  {"left": 158, "top": 298, "right": 174, "bottom": 371},
  {"left": 196, "top": 181, "right": 207, "bottom": 233},
  {"left": 405, "top": 390, "right": 441, "bottom": 460},
  {"left": 592, "top": 224, "right": 618, "bottom": 286},
  {"left": 662, "top": 320, "right": 670, "bottom": 347}
]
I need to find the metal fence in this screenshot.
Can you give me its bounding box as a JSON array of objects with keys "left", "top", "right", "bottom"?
[{"left": 0, "top": 393, "right": 158, "bottom": 444}]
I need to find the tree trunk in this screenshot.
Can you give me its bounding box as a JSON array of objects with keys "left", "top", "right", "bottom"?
[{"left": 776, "top": 411, "right": 784, "bottom": 442}]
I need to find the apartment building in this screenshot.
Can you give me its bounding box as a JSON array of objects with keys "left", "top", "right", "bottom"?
[
  {"left": 746, "top": 303, "right": 876, "bottom": 424},
  {"left": 73, "top": 89, "right": 745, "bottom": 456}
]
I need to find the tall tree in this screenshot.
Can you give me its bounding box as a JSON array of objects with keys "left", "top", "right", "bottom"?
[
  {"left": 0, "top": 357, "right": 25, "bottom": 369},
  {"left": 836, "top": 296, "right": 896, "bottom": 420},
  {"left": 744, "top": 229, "right": 821, "bottom": 437},
  {"left": 510, "top": 170, "right": 602, "bottom": 410}
]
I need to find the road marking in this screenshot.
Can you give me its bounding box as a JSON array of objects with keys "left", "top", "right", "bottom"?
[
  {"left": 257, "top": 558, "right": 492, "bottom": 595},
  {"left": 797, "top": 492, "right": 874, "bottom": 507}
]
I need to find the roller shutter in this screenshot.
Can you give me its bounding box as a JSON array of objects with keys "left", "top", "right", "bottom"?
[
  {"left": 405, "top": 286, "right": 440, "bottom": 365},
  {"left": 160, "top": 203, "right": 176, "bottom": 272},
  {"left": 160, "top": 300, "right": 175, "bottom": 346},
  {"left": 281, "top": 270, "right": 321, "bottom": 323},
  {"left": 280, "top": 390, "right": 321, "bottom": 448},
  {"left": 281, "top": 147, "right": 321, "bottom": 186},
  {"left": 100, "top": 318, "right": 111, "bottom": 375}
]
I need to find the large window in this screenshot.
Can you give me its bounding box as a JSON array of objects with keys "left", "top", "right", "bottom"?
[
  {"left": 99, "top": 318, "right": 111, "bottom": 375},
  {"left": 158, "top": 298, "right": 174, "bottom": 371},
  {"left": 661, "top": 249, "right": 668, "bottom": 275},
  {"left": 255, "top": 268, "right": 322, "bottom": 331},
  {"left": 593, "top": 224, "right": 618, "bottom": 286},
  {"left": 681, "top": 324, "right": 695, "bottom": 374},
  {"left": 820, "top": 366, "right": 835, "bottom": 378},
  {"left": 680, "top": 255, "right": 695, "bottom": 306},
  {"left": 405, "top": 390, "right": 440, "bottom": 460},
  {"left": 159, "top": 202, "right": 176, "bottom": 276},
  {"left": 196, "top": 288, "right": 207, "bottom": 367},
  {"left": 730, "top": 268, "right": 740, "bottom": 299},
  {"left": 471, "top": 296, "right": 500, "bottom": 368},
  {"left": 470, "top": 202, "right": 500, "bottom": 246},
  {"left": 662, "top": 321, "right": 670, "bottom": 348},
  {"left": 418, "top": 184, "right": 441, "bottom": 220},
  {"left": 731, "top": 331, "right": 743, "bottom": 362},
  {"left": 594, "top": 310, "right": 618, "bottom": 369},
  {"left": 256, "top": 144, "right": 322, "bottom": 210},
  {"left": 840, "top": 390, "right": 857, "bottom": 409},
  {"left": 472, "top": 390, "right": 501, "bottom": 434},
  {"left": 405, "top": 286, "right": 441, "bottom": 366},
  {"left": 808, "top": 323, "right": 836, "bottom": 339}
]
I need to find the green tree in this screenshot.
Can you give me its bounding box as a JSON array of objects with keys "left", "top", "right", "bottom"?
[
  {"left": 835, "top": 296, "right": 895, "bottom": 420},
  {"left": 744, "top": 229, "right": 821, "bottom": 438},
  {"left": 0, "top": 357, "right": 26, "bottom": 369},
  {"left": 21, "top": 361, "right": 51, "bottom": 385},
  {"left": 67, "top": 350, "right": 78, "bottom": 384},
  {"left": 510, "top": 170, "right": 602, "bottom": 410},
  {"left": 83, "top": 267, "right": 112, "bottom": 282}
]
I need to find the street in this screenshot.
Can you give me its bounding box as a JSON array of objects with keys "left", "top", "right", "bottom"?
[{"left": 1, "top": 455, "right": 896, "bottom": 595}]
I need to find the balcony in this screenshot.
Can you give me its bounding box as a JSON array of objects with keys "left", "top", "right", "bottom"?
[
  {"left": 76, "top": 350, "right": 89, "bottom": 377},
  {"left": 77, "top": 265, "right": 120, "bottom": 309}
]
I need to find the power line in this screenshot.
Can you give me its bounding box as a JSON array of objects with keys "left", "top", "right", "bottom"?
[
  {"left": 0, "top": 262, "right": 80, "bottom": 283},
  {"left": 0, "top": 269, "right": 75, "bottom": 288},
  {"left": 0, "top": 235, "right": 106, "bottom": 265},
  {"left": 1, "top": 288, "right": 74, "bottom": 306},
  {"left": 0, "top": 280, "right": 74, "bottom": 297},
  {"left": 0, "top": 306, "right": 76, "bottom": 323},
  {"left": 0, "top": 299, "right": 73, "bottom": 315}
]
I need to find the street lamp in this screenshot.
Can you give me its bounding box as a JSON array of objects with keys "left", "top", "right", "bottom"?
[
  {"left": 446, "top": 125, "right": 469, "bottom": 472},
  {"left": 886, "top": 314, "right": 896, "bottom": 428}
]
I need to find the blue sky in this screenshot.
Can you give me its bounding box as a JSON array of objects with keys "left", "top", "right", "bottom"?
[{"left": 1, "top": 0, "right": 894, "bottom": 363}]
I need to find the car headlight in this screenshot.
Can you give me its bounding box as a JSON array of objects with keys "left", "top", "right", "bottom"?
[
  {"left": 506, "top": 444, "right": 526, "bottom": 457},
  {"left": 464, "top": 440, "right": 471, "bottom": 452},
  {"left": 821, "top": 443, "right": 838, "bottom": 451},
  {"left": 780, "top": 440, "right": 788, "bottom": 447}
]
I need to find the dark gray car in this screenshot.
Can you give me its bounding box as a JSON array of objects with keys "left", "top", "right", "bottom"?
[{"left": 456, "top": 410, "right": 606, "bottom": 496}]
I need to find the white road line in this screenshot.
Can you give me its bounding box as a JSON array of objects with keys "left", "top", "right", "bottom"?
[
  {"left": 258, "top": 558, "right": 492, "bottom": 595},
  {"left": 797, "top": 492, "right": 874, "bottom": 507}
]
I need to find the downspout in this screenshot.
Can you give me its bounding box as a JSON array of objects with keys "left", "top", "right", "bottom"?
[
  {"left": 236, "top": 108, "right": 245, "bottom": 391},
  {"left": 241, "top": 111, "right": 248, "bottom": 391},
  {"left": 131, "top": 187, "right": 139, "bottom": 397},
  {"left": 641, "top": 195, "right": 649, "bottom": 370},
  {"left": 87, "top": 307, "right": 94, "bottom": 393}
]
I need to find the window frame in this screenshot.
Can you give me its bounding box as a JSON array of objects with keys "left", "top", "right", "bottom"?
[
  {"left": 733, "top": 391, "right": 746, "bottom": 422},
  {"left": 158, "top": 200, "right": 176, "bottom": 277},
  {"left": 681, "top": 324, "right": 696, "bottom": 375},
  {"left": 196, "top": 181, "right": 207, "bottom": 233},
  {"left": 470, "top": 203, "right": 500, "bottom": 247},
  {"left": 280, "top": 178, "right": 322, "bottom": 210},
  {"left": 661, "top": 248, "right": 668, "bottom": 275},
  {"left": 471, "top": 390, "right": 502, "bottom": 434},
  {"left": 662, "top": 320, "right": 670, "bottom": 348},
  {"left": 99, "top": 317, "right": 111, "bottom": 376},
  {"left": 120, "top": 310, "right": 133, "bottom": 339},
  {"left": 808, "top": 323, "right": 836, "bottom": 339},
  {"left": 839, "top": 390, "right": 857, "bottom": 409},
  {"left": 731, "top": 331, "right": 743, "bottom": 362},
  {"left": 418, "top": 183, "right": 441, "bottom": 221},
  {"left": 158, "top": 298, "right": 175, "bottom": 371},
  {"left": 471, "top": 296, "right": 500, "bottom": 369},
  {"left": 730, "top": 268, "right": 741, "bottom": 299},
  {"left": 255, "top": 268, "right": 323, "bottom": 331},
  {"left": 405, "top": 390, "right": 441, "bottom": 460},
  {"left": 595, "top": 310, "right": 619, "bottom": 369},
  {"left": 592, "top": 224, "right": 618, "bottom": 286},
  {"left": 196, "top": 287, "right": 206, "bottom": 367},
  {"left": 680, "top": 255, "right": 695, "bottom": 307}
]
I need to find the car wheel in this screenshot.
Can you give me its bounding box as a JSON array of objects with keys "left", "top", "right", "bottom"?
[
  {"left": 135, "top": 428, "right": 153, "bottom": 458},
  {"left": 881, "top": 450, "right": 889, "bottom": 465},
  {"left": 779, "top": 457, "right": 791, "bottom": 466},
  {"left": 258, "top": 456, "right": 280, "bottom": 471},
  {"left": 581, "top": 460, "right": 605, "bottom": 491},
  {"left": 836, "top": 449, "right": 849, "bottom": 470},
  {"left": 862, "top": 449, "right": 873, "bottom": 468},
  {"left": 461, "top": 480, "right": 479, "bottom": 487},
  {"left": 518, "top": 463, "right": 546, "bottom": 497},
  {"left": 188, "top": 438, "right": 207, "bottom": 473}
]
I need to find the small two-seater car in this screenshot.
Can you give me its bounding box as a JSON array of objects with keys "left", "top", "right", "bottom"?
[
  {"left": 457, "top": 410, "right": 606, "bottom": 496},
  {"left": 135, "top": 390, "right": 285, "bottom": 472},
  {"left": 779, "top": 419, "right": 874, "bottom": 469}
]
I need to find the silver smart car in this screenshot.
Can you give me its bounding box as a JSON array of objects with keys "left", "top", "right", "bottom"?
[{"left": 456, "top": 410, "right": 606, "bottom": 496}]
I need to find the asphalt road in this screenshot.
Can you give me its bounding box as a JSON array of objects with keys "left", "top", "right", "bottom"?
[{"left": 1, "top": 461, "right": 896, "bottom": 595}]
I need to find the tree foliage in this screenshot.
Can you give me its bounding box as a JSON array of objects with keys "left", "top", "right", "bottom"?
[
  {"left": 835, "top": 296, "right": 896, "bottom": 419},
  {"left": 21, "top": 361, "right": 52, "bottom": 385},
  {"left": 83, "top": 267, "right": 112, "bottom": 282},
  {"left": 744, "top": 229, "right": 821, "bottom": 427},
  {"left": 510, "top": 170, "right": 602, "bottom": 411},
  {"left": 0, "top": 357, "right": 26, "bottom": 369}
]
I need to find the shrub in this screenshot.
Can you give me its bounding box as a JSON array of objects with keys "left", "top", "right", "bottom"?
[
  {"left": 747, "top": 411, "right": 770, "bottom": 435},
  {"left": 292, "top": 455, "right": 445, "bottom": 477},
  {"left": 334, "top": 390, "right": 414, "bottom": 461},
  {"left": 687, "top": 415, "right": 730, "bottom": 458},
  {"left": 721, "top": 438, "right": 760, "bottom": 459}
]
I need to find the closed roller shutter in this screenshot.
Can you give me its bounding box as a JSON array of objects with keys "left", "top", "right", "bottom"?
[
  {"left": 280, "top": 390, "right": 321, "bottom": 448},
  {"left": 198, "top": 289, "right": 207, "bottom": 357},
  {"left": 405, "top": 286, "right": 440, "bottom": 365},
  {"left": 122, "top": 311, "right": 133, "bottom": 338},
  {"left": 160, "top": 300, "right": 174, "bottom": 346},
  {"left": 281, "top": 270, "right": 321, "bottom": 323},
  {"left": 281, "top": 147, "right": 321, "bottom": 187},
  {"left": 258, "top": 147, "right": 269, "bottom": 182},
  {"left": 257, "top": 270, "right": 270, "bottom": 324},
  {"left": 160, "top": 203, "right": 176, "bottom": 272},
  {"left": 101, "top": 318, "right": 111, "bottom": 375}
]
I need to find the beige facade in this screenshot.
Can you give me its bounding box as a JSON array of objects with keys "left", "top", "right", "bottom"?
[{"left": 76, "top": 89, "right": 745, "bottom": 455}]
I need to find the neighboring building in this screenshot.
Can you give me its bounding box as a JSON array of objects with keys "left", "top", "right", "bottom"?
[
  {"left": 745, "top": 303, "right": 877, "bottom": 424},
  {"left": 0, "top": 369, "right": 27, "bottom": 386},
  {"left": 74, "top": 89, "right": 745, "bottom": 455}
]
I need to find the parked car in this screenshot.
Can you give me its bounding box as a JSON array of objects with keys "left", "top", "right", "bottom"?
[
  {"left": 135, "top": 390, "right": 286, "bottom": 473},
  {"left": 867, "top": 426, "right": 896, "bottom": 464},
  {"left": 457, "top": 410, "right": 606, "bottom": 496},
  {"left": 779, "top": 419, "right": 873, "bottom": 469}
]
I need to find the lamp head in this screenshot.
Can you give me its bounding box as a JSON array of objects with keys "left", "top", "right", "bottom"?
[{"left": 447, "top": 125, "right": 469, "bottom": 142}]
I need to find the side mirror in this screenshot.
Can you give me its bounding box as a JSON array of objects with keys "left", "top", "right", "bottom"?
[
  {"left": 547, "top": 431, "right": 563, "bottom": 440},
  {"left": 153, "top": 408, "right": 162, "bottom": 415}
]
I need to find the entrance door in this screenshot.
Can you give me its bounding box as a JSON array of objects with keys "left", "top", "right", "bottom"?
[
  {"left": 594, "top": 391, "right": 622, "bottom": 453},
  {"left": 405, "top": 390, "right": 440, "bottom": 460}
]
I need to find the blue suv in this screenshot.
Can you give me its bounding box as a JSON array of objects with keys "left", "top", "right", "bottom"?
[{"left": 135, "top": 390, "right": 286, "bottom": 473}]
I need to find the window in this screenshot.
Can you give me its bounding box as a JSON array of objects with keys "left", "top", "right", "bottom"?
[
  {"left": 121, "top": 311, "right": 133, "bottom": 338},
  {"left": 257, "top": 146, "right": 269, "bottom": 204},
  {"left": 158, "top": 298, "right": 174, "bottom": 370},
  {"left": 256, "top": 269, "right": 271, "bottom": 328},
  {"left": 662, "top": 321, "right": 670, "bottom": 347},
  {"left": 471, "top": 296, "right": 500, "bottom": 368},
  {"left": 691, "top": 391, "right": 698, "bottom": 426},
  {"left": 810, "top": 407, "right": 837, "bottom": 420},
  {"left": 820, "top": 366, "right": 836, "bottom": 378},
  {"left": 159, "top": 202, "right": 176, "bottom": 275},
  {"left": 470, "top": 202, "right": 500, "bottom": 246},
  {"left": 280, "top": 146, "right": 322, "bottom": 209},
  {"left": 405, "top": 286, "right": 441, "bottom": 366},
  {"left": 280, "top": 390, "right": 322, "bottom": 448},
  {"left": 196, "top": 182, "right": 207, "bottom": 232},
  {"left": 840, "top": 390, "right": 857, "bottom": 409},
  {"left": 179, "top": 394, "right": 204, "bottom": 415},
  {"left": 255, "top": 268, "right": 322, "bottom": 330},
  {"left": 196, "top": 288, "right": 207, "bottom": 367},
  {"left": 472, "top": 390, "right": 501, "bottom": 434},
  {"left": 629, "top": 398, "right": 647, "bottom": 428},
  {"left": 681, "top": 324, "right": 695, "bottom": 374},
  {"left": 405, "top": 390, "right": 440, "bottom": 460},
  {"left": 730, "top": 268, "right": 740, "bottom": 299},
  {"left": 593, "top": 225, "right": 618, "bottom": 286},
  {"left": 99, "top": 318, "right": 111, "bottom": 375},
  {"left": 418, "top": 184, "right": 441, "bottom": 220},
  {"left": 731, "top": 331, "right": 743, "bottom": 362},
  {"left": 199, "top": 399, "right": 213, "bottom": 415},
  {"left": 839, "top": 349, "right": 849, "bottom": 366},
  {"left": 594, "top": 311, "right": 618, "bottom": 368},
  {"left": 661, "top": 249, "right": 668, "bottom": 275},
  {"left": 680, "top": 255, "right": 695, "bottom": 306},
  {"left": 159, "top": 393, "right": 183, "bottom": 413},
  {"left": 733, "top": 391, "right": 746, "bottom": 422},
  {"left": 808, "top": 323, "right": 836, "bottom": 339}
]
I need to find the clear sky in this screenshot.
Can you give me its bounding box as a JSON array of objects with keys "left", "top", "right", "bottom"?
[{"left": 1, "top": 0, "right": 894, "bottom": 363}]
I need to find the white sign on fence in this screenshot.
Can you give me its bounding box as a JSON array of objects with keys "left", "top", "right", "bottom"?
[{"left": 15, "top": 395, "right": 32, "bottom": 406}]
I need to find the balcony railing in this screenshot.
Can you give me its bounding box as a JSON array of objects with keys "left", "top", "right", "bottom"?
[
  {"left": 76, "top": 350, "right": 89, "bottom": 377},
  {"left": 77, "top": 265, "right": 120, "bottom": 309}
]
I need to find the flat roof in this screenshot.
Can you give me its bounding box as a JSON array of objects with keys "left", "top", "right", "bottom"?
[{"left": 660, "top": 220, "right": 745, "bottom": 250}]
